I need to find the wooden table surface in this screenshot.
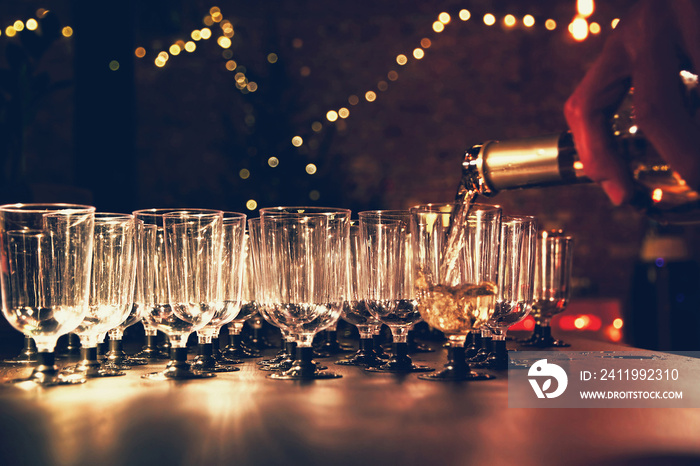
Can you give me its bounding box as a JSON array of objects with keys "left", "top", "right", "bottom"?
[{"left": 1, "top": 333, "right": 699, "bottom": 466}]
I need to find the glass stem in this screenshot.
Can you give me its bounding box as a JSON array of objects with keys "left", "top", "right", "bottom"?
[
  {"left": 295, "top": 346, "right": 316, "bottom": 377},
  {"left": 35, "top": 351, "right": 58, "bottom": 374},
  {"left": 447, "top": 345, "right": 468, "bottom": 373},
  {"left": 200, "top": 342, "right": 214, "bottom": 358},
  {"left": 172, "top": 347, "right": 189, "bottom": 364},
  {"left": 359, "top": 337, "right": 372, "bottom": 353}
]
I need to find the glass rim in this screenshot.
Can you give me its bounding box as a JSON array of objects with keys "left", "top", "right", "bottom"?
[
  {"left": 409, "top": 202, "right": 501, "bottom": 213},
  {"left": 502, "top": 214, "right": 538, "bottom": 223},
  {"left": 357, "top": 210, "right": 412, "bottom": 223},
  {"left": 0, "top": 203, "right": 95, "bottom": 213},
  {"left": 94, "top": 212, "right": 134, "bottom": 219},
  {"left": 259, "top": 206, "right": 351, "bottom": 217}
]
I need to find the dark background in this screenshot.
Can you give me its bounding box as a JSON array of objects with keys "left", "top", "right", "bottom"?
[{"left": 1, "top": 0, "right": 699, "bottom": 349}]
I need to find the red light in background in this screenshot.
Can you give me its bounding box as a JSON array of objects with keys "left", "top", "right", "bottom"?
[
  {"left": 510, "top": 315, "right": 535, "bottom": 331},
  {"left": 605, "top": 325, "right": 622, "bottom": 342}
]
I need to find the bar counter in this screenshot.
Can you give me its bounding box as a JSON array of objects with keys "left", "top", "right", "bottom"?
[{"left": 1, "top": 334, "right": 699, "bottom": 466}]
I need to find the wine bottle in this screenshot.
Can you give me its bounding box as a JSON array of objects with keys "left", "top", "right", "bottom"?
[{"left": 461, "top": 71, "right": 700, "bottom": 224}]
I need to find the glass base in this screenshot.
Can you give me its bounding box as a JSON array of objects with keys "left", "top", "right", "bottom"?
[
  {"left": 141, "top": 368, "right": 217, "bottom": 380},
  {"left": 365, "top": 342, "right": 435, "bottom": 373},
  {"left": 267, "top": 347, "right": 341, "bottom": 380},
  {"left": 8, "top": 353, "right": 86, "bottom": 386},
  {"left": 3, "top": 337, "right": 38, "bottom": 365},
  {"left": 142, "top": 348, "right": 216, "bottom": 380},
  {"left": 335, "top": 338, "right": 383, "bottom": 367},
  {"left": 9, "top": 371, "right": 87, "bottom": 386},
  {"left": 335, "top": 351, "right": 384, "bottom": 368},
  {"left": 418, "top": 368, "right": 494, "bottom": 381},
  {"left": 132, "top": 334, "right": 169, "bottom": 360},
  {"left": 191, "top": 357, "right": 240, "bottom": 373},
  {"left": 364, "top": 359, "right": 434, "bottom": 373},
  {"left": 267, "top": 367, "right": 342, "bottom": 380},
  {"left": 3, "top": 354, "right": 38, "bottom": 365},
  {"left": 222, "top": 345, "right": 258, "bottom": 360}
]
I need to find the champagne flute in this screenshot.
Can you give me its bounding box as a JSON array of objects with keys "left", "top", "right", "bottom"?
[
  {"left": 247, "top": 217, "right": 295, "bottom": 370},
  {"left": 336, "top": 222, "right": 384, "bottom": 367},
  {"left": 411, "top": 203, "right": 501, "bottom": 381},
  {"left": 104, "top": 220, "right": 149, "bottom": 370},
  {"left": 360, "top": 210, "right": 433, "bottom": 374},
  {"left": 479, "top": 216, "right": 537, "bottom": 370},
  {"left": 222, "top": 227, "right": 262, "bottom": 360},
  {"left": 135, "top": 208, "right": 222, "bottom": 380},
  {"left": 525, "top": 230, "right": 574, "bottom": 348},
  {"left": 0, "top": 203, "right": 95, "bottom": 386},
  {"left": 191, "top": 211, "right": 246, "bottom": 373},
  {"left": 259, "top": 207, "right": 348, "bottom": 380},
  {"left": 64, "top": 213, "right": 137, "bottom": 378}
]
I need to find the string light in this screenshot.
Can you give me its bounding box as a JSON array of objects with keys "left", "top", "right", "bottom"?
[
  {"left": 483, "top": 14, "right": 496, "bottom": 26},
  {"left": 0, "top": 3, "right": 622, "bottom": 212}
]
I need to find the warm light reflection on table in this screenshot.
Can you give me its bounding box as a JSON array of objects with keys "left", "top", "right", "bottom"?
[{"left": 1, "top": 335, "right": 700, "bottom": 466}]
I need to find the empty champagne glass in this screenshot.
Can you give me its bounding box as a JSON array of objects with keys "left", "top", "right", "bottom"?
[
  {"left": 360, "top": 210, "right": 433, "bottom": 374},
  {"left": 524, "top": 230, "right": 574, "bottom": 348},
  {"left": 191, "top": 211, "right": 246, "bottom": 373},
  {"left": 411, "top": 203, "right": 501, "bottom": 381},
  {"left": 336, "top": 222, "right": 384, "bottom": 367},
  {"left": 0, "top": 203, "right": 95, "bottom": 386},
  {"left": 104, "top": 220, "right": 149, "bottom": 370},
  {"left": 246, "top": 217, "right": 294, "bottom": 370},
  {"left": 480, "top": 216, "right": 537, "bottom": 370},
  {"left": 135, "top": 208, "right": 222, "bottom": 380},
  {"left": 64, "top": 213, "right": 137, "bottom": 378},
  {"left": 222, "top": 225, "right": 262, "bottom": 360},
  {"left": 259, "top": 207, "right": 348, "bottom": 380}
]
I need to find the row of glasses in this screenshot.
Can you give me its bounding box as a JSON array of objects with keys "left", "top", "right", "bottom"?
[
  {"left": 0, "top": 203, "right": 96, "bottom": 386},
  {"left": 257, "top": 207, "right": 349, "bottom": 380}
]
